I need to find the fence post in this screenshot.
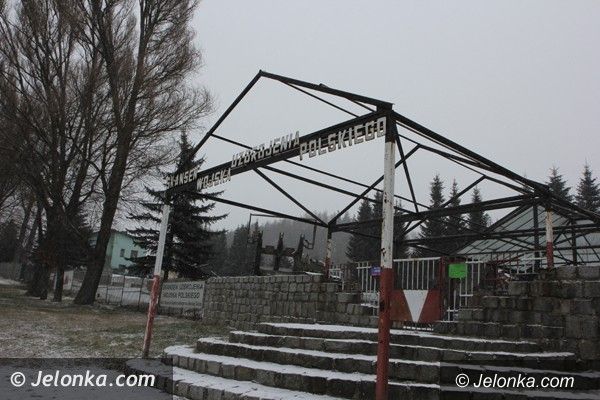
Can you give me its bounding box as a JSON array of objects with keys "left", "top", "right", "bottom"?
[
  {"left": 121, "top": 275, "right": 125, "bottom": 306},
  {"left": 375, "top": 113, "right": 396, "bottom": 400},
  {"left": 137, "top": 277, "right": 142, "bottom": 311}
]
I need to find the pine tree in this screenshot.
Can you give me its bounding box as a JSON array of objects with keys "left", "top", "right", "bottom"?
[
  {"left": 468, "top": 187, "right": 490, "bottom": 232},
  {"left": 226, "top": 224, "right": 251, "bottom": 275},
  {"left": 576, "top": 164, "right": 600, "bottom": 213},
  {"left": 128, "top": 132, "right": 226, "bottom": 279},
  {"left": 208, "top": 231, "right": 228, "bottom": 273},
  {"left": 346, "top": 199, "right": 375, "bottom": 262},
  {"left": 419, "top": 174, "right": 447, "bottom": 256},
  {"left": 445, "top": 180, "right": 467, "bottom": 253},
  {"left": 546, "top": 166, "right": 573, "bottom": 202}
]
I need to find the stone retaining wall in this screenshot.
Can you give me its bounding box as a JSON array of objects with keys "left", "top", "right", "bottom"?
[
  {"left": 202, "top": 274, "right": 364, "bottom": 330},
  {"left": 448, "top": 265, "right": 600, "bottom": 363}
]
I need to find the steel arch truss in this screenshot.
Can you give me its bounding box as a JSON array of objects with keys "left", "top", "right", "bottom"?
[{"left": 165, "top": 70, "right": 600, "bottom": 264}]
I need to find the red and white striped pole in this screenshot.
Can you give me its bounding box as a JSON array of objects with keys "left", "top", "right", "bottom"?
[
  {"left": 142, "top": 203, "right": 171, "bottom": 358},
  {"left": 376, "top": 116, "right": 396, "bottom": 400}
]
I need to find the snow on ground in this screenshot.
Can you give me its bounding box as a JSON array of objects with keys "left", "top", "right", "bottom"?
[
  {"left": 0, "top": 278, "right": 22, "bottom": 286},
  {"left": 0, "top": 284, "right": 226, "bottom": 358}
]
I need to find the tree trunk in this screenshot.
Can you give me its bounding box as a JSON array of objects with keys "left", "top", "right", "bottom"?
[
  {"left": 26, "top": 266, "right": 42, "bottom": 297},
  {"left": 74, "top": 156, "right": 127, "bottom": 304},
  {"left": 25, "top": 206, "right": 45, "bottom": 297},
  {"left": 13, "top": 196, "right": 34, "bottom": 264},
  {"left": 39, "top": 263, "right": 49, "bottom": 300},
  {"left": 53, "top": 265, "right": 64, "bottom": 302}
]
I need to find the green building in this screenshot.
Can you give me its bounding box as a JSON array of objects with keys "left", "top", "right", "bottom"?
[{"left": 89, "top": 230, "right": 145, "bottom": 275}]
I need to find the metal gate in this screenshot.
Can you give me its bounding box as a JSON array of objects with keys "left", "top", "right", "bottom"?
[
  {"left": 444, "top": 259, "right": 487, "bottom": 321},
  {"left": 334, "top": 257, "right": 490, "bottom": 322}
]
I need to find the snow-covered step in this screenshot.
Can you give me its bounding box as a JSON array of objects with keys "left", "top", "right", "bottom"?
[
  {"left": 163, "top": 344, "right": 439, "bottom": 399},
  {"left": 228, "top": 330, "right": 577, "bottom": 367},
  {"left": 126, "top": 358, "right": 348, "bottom": 400},
  {"left": 128, "top": 354, "right": 600, "bottom": 400},
  {"left": 195, "top": 337, "right": 440, "bottom": 382},
  {"left": 257, "top": 322, "right": 543, "bottom": 353},
  {"left": 455, "top": 321, "right": 565, "bottom": 340},
  {"left": 196, "top": 337, "right": 597, "bottom": 390}
]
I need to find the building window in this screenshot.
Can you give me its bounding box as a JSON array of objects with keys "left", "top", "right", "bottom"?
[
  {"left": 130, "top": 250, "right": 138, "bottom": 259},
  {"left": 120, "top": 249, "right": 125, "bottom": 257}
]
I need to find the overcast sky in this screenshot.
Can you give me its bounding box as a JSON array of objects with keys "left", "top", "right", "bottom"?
[{"left": 189, "top": 1, "right": 600, "bottom": 230}]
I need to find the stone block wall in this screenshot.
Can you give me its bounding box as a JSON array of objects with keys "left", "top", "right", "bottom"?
[
  {"left": 449, "top": 265, "right": 600, "bottom": 363},
  {"left": 202, "top": 274, "right": 367, "bottom": 330}
]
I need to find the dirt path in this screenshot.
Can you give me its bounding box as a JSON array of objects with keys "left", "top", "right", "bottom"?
[{"left": 0, "top": 284, "right": 227, "bottom": 358}]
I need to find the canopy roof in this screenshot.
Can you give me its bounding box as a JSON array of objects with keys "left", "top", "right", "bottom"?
[{"left": 165, "top": 71, "right": 600, "bottom": 263}]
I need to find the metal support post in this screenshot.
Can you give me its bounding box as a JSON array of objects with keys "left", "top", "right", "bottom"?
[
  {"left": 545, "top": 206, "right": 555, "bottom": 269},
  {"left": 376, "top": 116, "right": 396, "bottom": 400},
  {"left": 142, "top": 203, "right": 171, "bottom": 358},
  {"left": 533, "top": 205, "right": 541, "bottom": 271},
  {"left": 570, "top": 219, "right": 578, "bottom": 265}
]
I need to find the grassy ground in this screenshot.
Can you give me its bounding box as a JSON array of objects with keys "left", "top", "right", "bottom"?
[{"left": 0, "top": 283, "right": 228, "bottom": 358}]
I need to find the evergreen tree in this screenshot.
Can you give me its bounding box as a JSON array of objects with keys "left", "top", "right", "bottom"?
[
  {"left": 208, "top": 231, "right": 228, "bottom": 273},
  {"left": 445, "top": 180, "right": 467, "bottom": 252},
  {"left": 128, "top": 132, "right": 226, "bottom": 279},
  {"left": 546, "top": 166, "right": 573, "bottom": 202},
  {"left": 346, "top": 199, "right": 375, "bottom": 262},
  {"left": 419, "top": 174, "right": 447, "bottom": 256},
  {"left": 226, "top": 224, "right": 251, "bottom": 275},
  {"left": 393, "top": 200, "right": 408, "bottom": 259},
  {"left": 576, "top": 164, "right": 600, "bottom": 213},
  {"left": 468, "top": 187, "right": 490, "bottom": 232}
]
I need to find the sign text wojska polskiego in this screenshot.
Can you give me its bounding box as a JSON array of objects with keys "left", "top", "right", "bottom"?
[{"left": 166, "top": 115, "right": 386, "bottom": 190}]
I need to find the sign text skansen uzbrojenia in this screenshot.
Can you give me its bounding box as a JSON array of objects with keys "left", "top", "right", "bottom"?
[{"left": 167, "top": 116, "right": 386, "bottom": 190}]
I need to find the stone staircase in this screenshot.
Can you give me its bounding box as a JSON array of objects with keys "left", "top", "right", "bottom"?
[
  {"left": 435, "top": 265, "right": 600, "bottom": 368},
  {"left": 127, "top": 321, "right": 600, "bottom": 399}
]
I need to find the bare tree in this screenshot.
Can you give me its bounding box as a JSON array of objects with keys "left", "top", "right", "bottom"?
[
  {"left": 72, "top": 0, "right": 211, "bottom": 304},
  {"left": 0, "top": 0, "right": 106, "bottom": 300}
]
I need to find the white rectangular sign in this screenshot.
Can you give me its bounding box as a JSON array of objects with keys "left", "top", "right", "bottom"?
[{"left": 160, "top": 280, "right": 205, "bottom": 310}]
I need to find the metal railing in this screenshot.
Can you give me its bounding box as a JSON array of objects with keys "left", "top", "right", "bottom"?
[
  {"left": 69, "top": 274, "right": 151, "bottom": 310},
  {"left": 333, "top": 254, "right": 577, "bottom": 323},
  {"left": 445, "top": 259, "right": 485, "bottom": 321}
]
